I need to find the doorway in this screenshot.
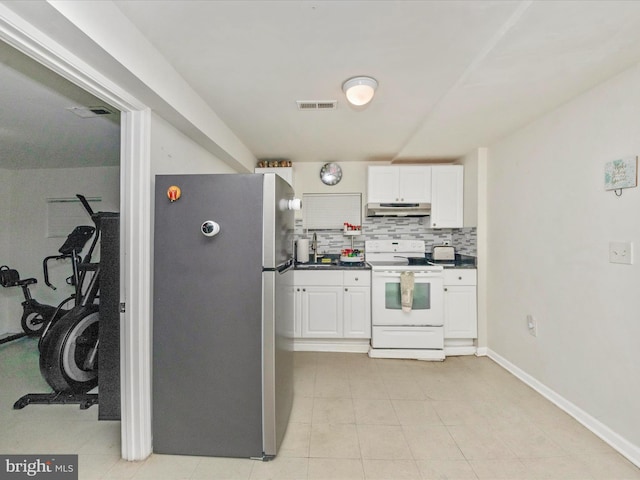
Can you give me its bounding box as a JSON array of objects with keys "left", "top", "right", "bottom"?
[{"left": 0, "top": 18, "right": 152, "bottom": 458}]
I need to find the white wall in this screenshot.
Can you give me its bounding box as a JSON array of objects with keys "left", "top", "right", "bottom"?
[
  {"left": 293, "top": 161, "right": 370, "bottom": 197},
  {"left": 487, "top": 63, "right": 640, "bottom": 458},
  {"left": 292, "top": 161, "right": 375, "bottom": 221},
  {"left": 459, "top": 151, "right": 479, "bottom": 228},
  {"left": 0, "top": 166, "right": 119, "bottom": 334},
  {"left": 458, "top": 148, "right": 488, "bottom": 349},
  {"left": 150, "top": 113, "right": 237, "bottom": 176}
]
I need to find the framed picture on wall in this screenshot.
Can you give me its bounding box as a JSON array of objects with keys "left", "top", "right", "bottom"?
[{"left": 604, "top": 156, "right": 637, "bottom": 191}]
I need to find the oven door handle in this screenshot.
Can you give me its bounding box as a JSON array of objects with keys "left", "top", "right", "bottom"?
[{"left": 374, "top": 272, "right": 442, "bottom": 278}]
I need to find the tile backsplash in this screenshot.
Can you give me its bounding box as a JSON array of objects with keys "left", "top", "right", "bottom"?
[{"left": 294, "top": 217, "right": 477, "bottom": 256}]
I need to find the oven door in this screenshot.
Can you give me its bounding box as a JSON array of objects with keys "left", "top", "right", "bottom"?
[{"left": 371, "top": 270, "right": 444, "bottom": 326}]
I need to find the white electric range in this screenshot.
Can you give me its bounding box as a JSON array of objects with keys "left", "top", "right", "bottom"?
[{"left": 365, "top": 240, "right": 445, "bottom": 361}]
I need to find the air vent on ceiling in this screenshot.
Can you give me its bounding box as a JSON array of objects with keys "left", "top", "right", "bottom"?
[
  {"left": 66, "top": 106, "right": 114, "bottom": 118},
  {"left": 296, "top": 100, "right": 337, "bottom": 111}
]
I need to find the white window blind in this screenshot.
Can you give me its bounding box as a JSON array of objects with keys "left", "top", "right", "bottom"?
[
  {"left": 302, "top": 193, "right": 361, "bottom": 230},
  {"left": 46, "top": 197, "right": 101, "bottom": 238}
]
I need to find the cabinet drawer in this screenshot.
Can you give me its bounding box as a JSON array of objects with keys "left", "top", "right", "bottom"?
[
  {"left": 294, "top": 270, "right": 342, "bottom": 286},
  {"left": 443, "top": 269, "right": 476, "bottom": 286},
  {"left": 343, "top": 270, "right": 371, "bottom": 286},
  {"left": 372, "top": 326, "right": 443, "bottom": 349}
]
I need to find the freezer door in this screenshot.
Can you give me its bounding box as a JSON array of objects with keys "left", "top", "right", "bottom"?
[{"left": 262, "top": 173, "right": 295, "bottom": 269}]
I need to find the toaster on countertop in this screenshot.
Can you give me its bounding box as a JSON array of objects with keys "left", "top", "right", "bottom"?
[{"left": 432, "top": 245, "right": 455, "bottom": 261}]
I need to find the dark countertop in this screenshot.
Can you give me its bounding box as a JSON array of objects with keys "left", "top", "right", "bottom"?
[
  {"left": 295, "top": 253, "right": 476, "bottom": 270},
  {"left": 425, "top": 253, "right": 477, "bottom": 269},
  {"left": 295, "top": 253, "right": 371, "bottom": 271}
]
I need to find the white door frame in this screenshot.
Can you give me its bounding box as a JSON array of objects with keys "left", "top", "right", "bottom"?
[{"left": 0, "top": 7, "right": 153, "bottom": 460}]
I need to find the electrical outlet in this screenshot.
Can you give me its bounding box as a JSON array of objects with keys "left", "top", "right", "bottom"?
[
  {"left": 609, "top": 241, "right": 633, "bottom": 265},
  {"left": 526, "top": 314, "right": 537, "bottom": 337}
]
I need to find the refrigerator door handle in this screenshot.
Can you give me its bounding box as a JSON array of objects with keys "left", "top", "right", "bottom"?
[{"left": 277, "top": 260, "right": 294, "bottom": 274}]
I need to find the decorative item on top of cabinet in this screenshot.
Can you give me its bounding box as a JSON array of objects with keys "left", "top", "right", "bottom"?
[{"left": 256, "top": 159, "right": 291, "bottom": 168}]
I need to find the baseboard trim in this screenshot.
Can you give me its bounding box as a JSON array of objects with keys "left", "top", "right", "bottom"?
[
  {"left": 475, "top": 347, "right": 488, "bottom": 356},
  {"left": 487, "top": 348, "right": 640, "bottom": 469}
]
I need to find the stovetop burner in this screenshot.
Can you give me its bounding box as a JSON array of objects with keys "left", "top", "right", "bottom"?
[{"left": 394, "top": 256, "right": 432, "bottom": 266}]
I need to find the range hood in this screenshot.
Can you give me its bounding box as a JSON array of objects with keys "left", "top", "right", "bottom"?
[{"left": 365, "top": 202, "right": 431, "bottom": 217}]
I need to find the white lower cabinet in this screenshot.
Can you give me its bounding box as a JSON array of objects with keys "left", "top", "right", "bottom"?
[
  {"left": 300, "top": 286, "right": 342, "bottom": 337},
  {"left": 343, "top": 271, "right": 371, "bottom": 338},
  {"left": 294, "top": 270, "right": 371, "bottom": 345},
  {"left": 443, "top": 269, "right": 477, "bottom": 345}
]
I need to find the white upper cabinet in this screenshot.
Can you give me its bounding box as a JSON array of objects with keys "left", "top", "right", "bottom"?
[
  {"left": 367, "top": 166, "right": 431, "bottom": 203},
  {"left": 367, "top": 167, "right": 399, "bottom": 202},
  {"left": 429, "top": 165, "right": 463, "bottom": 229}
]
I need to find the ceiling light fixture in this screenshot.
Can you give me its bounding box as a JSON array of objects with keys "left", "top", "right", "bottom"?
[{"left": 342, "top": 76, "right": 378, "bottom": 106}]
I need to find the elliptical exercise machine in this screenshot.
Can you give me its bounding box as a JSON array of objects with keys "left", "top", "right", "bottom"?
[{"left": 10, "top": 194, "right": 114, "bottom": 409}]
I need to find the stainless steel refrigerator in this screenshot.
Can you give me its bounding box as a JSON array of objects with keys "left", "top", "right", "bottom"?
[{"left": 152, "top": 173, "right": 297, "bottom": 459}]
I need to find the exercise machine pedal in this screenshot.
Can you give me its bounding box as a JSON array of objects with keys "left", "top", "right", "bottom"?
[{"left": 13, "top": 392, "right": 99, "bottom": 410}]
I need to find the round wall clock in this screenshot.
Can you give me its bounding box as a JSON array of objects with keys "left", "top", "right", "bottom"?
[{"left": 320, "top": 162, "right": 342, "bottom": 186}]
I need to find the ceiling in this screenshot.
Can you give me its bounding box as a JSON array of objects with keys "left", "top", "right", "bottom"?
[
  {"left": 0, "top": 40, "right": 120, "bottom": 169},
  {"left": 112, "top": 0, "right": 640, "bottom": 164},
  {"left": 4, "top": 1, "right": 640, "bottom": 168}
]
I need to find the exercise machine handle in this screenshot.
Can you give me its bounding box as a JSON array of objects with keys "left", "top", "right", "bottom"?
[
  {"left": 76, "top": 194, "right": 95, "bottom": 217},
  {"left": 43, "top": 254, "right": 70, "bottom": 290}
]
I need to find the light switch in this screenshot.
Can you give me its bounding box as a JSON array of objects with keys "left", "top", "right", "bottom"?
[{"left": 609, "top": 241, "right": 633, "bottom": 265}]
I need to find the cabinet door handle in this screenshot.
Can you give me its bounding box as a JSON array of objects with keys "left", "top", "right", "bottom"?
[
  {"left": 344, "top": 288, "right": 348, "bottom": 292},
  {"left": 444, "top": 287, "right": 448, "bottom": 292},
  {"left": 458, "top": 276, "right": 462, "bottom": 280},
  {"left": 302, "top": 288, "right": 306, "bottom": 292}
]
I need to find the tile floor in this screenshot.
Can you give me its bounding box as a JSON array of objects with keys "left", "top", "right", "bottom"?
[{"left": 1, "top": 338, "right": 639, "bottom": 479}]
